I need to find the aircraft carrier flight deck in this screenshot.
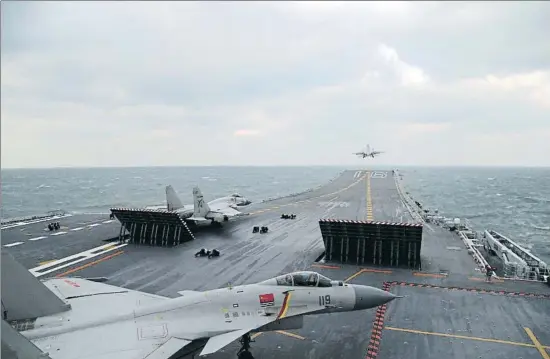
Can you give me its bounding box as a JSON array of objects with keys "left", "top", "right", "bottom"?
[{"left": 2, "top": 170, "right": 549, "bottom": 359}]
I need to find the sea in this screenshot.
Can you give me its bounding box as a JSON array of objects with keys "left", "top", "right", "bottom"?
[{"left": 1, "top": 166, "right": 549, "bottom": 263}]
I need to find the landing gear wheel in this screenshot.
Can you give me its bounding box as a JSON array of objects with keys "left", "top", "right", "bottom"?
[{"left": 237, "top": 333, "right": 255, "bottom": 359}]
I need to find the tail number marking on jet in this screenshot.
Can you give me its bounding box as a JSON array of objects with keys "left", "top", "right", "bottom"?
[
  {"left": 259, "top": 293, "right": 275, "bottom": 307},
  {"left": 319, "top": 295, "right": 331, "bottom": 306}
]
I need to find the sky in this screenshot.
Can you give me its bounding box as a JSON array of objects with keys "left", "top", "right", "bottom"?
[{"left": 1, "top": 1, "right": 549, "bottom": 168}]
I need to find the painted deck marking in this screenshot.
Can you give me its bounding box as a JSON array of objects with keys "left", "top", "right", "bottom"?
[
  {"left": 275, "top": 330, "right": 305, "bottom": 340},
  {"left": 344, "top": 270, "right": 365, "bottom": 283},
  {"left": 39, "top": 259, "right": 57, "bottom": 266},
  {"left": 50, "top": 231, "right": 67, "bottom": 236},
  {"left": 102, "top": 220, "right": 114, "bottom": 224},
  {"left": 87, "top": 223, "right": 101, "bottom": 228},
  {"left": 55, "top": 250, "right": 125, "bottom": 277},
  {"left": 71, "top": 227, "right": 84, "bottom": 231},
  {"left": 28, "top": 236, "right": 47, "bottom": 241},
  {"left": 30, "top": 243, "right": 128, "bottom": 277},
  {"left": 366, "top": 171, "right": 373, "bottom": 221},
  {"left": 4, "top": 242, "right": 24, "bottom": 247},
  {"left": 385, "top": 326, "right": 550, "bottom": 350},
  {"left": 524, "top": 327, "right": 550, "bottom": 358}
]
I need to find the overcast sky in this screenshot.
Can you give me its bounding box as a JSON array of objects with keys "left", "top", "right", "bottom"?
[{"left": 2, "top": 1, "right": 549, "bottom": 168}]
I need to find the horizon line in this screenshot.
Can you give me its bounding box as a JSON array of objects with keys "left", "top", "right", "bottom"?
[{"left": 2, "top": 164, "right": 550, "bottom": 170}]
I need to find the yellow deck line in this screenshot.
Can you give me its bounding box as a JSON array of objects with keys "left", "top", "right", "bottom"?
[
  {"left": 524, "top": 327, "right": 550, "bottom": 358},
  {"left": 366, "top": 172, "right": 373, "bottom": 221},
  {"left": 385, "top": 327, "right": 550, "bottom": 350},
  {"left": 39, "top": 259, "right": 57, "bottom": 266},
  {"left": 275, "top": 330, "right": 306, "bottom": 340},
  {"left": 344, "top": 270, "right": 365, "bottom": 283}
]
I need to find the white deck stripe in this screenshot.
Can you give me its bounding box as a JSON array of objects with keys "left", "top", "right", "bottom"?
[
  {"left": 1, "top": 214, "right": 73, "bottom": 229},
  {"left": 87, "top": 223, "right": 101, "bottom": 228},
  {"left": 102, "top": 220, "right": 114, "bottom": 224},
  {"left": 30, "top": 243, "right": 128, "bottom": 277},
  {"left": 4, "top": 242, "right": 24, "bottom": 247},
  {"left": 50, "top": 231, "right": 67, "bottom": 236},
  {"left": 28, "top": 236, "right": 47, "bottom": 241},
  {"left": 70, "top": 227, "right": 84, "bottom": 231}
]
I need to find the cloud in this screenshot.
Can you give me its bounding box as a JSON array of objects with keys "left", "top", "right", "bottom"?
[{"left": 1, "top": 1, "right": 549, "bottom": 168}]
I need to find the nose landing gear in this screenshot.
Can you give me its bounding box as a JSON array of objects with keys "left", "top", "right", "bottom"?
[{"left": 237, "top": 333, "right": 255, "bottom": 359}]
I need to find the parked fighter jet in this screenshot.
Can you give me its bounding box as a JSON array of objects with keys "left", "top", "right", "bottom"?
[
  {"left": 353, "top": 144, "right": 384, "bottom": 158},
  {"left": 3, "top": 253, "right": 400, "bottom": 359},
  {"left": 147, "top": 185, "right": 251, "bottom": 226}
]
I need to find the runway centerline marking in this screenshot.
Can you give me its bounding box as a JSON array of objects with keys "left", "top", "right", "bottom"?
[
  {"left": 385, "top": 326, "right": 550, "bottom": 350},
  {"left": 366, "top": 171, "right": 373, "bottom": 221},
  {"left": 524, "top": 327, "right": 550, "bottom": 359}
]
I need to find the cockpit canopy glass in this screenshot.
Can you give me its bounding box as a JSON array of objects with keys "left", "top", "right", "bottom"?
[
  {"left": 274, "top": 271, "right": 332, "bottom": 287},
  {"left": 232, "top": 193, "right": 242, "bottom": 198}
]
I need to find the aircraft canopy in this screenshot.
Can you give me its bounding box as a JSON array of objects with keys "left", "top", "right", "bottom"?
[{"left": 274, "top": 271, "right": 333, "bottom": 288}]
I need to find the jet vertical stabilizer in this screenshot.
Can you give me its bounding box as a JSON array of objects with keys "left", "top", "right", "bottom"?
[
  {"left": 166, "top": 185, "right": 184, "bottom": 211},
  {"left": 1, "top": 252, "right": 70, "bottom": 321},
  {"left": 192, "top": 186, "right": 211, "bottom": 218}
]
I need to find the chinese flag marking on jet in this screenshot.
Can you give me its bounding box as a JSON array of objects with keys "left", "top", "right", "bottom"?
[{"left": 259, "top": 293, "right": 275, "bottom": 307}]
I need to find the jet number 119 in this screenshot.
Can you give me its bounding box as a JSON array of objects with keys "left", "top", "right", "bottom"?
[{"left": 319, "top": 295, "right": 331, "bottom": 306}]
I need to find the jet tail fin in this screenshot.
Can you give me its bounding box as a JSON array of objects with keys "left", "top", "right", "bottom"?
[
  {"left": 166, "top": 185, "right": 184, "bottom": 211},
  {"left": 1, "top": 252, "right": 71, "bottom": 321},
  {"left": 192, "top": 186, "right": 211, "bottom": 218}
]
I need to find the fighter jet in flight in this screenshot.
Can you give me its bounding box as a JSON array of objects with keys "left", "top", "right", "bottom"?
[
  {"left": 353, "top": 144, "right": 384, "bottom": 158},
  {"left": 3, "top": 253, "right": 400, "bottom": 359}
]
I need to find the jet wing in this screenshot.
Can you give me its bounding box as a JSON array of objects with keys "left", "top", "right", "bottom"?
[
  {"left": 44, "top": 277, "right": 167, "bottom": 303},
  {"left": 28, "top": 278, "right": 199, "bottom": 359},
  {"left": 209, "top": 203, "right": 243, "bottom": 217}
]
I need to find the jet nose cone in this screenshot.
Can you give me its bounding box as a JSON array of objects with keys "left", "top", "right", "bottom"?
[{"left": 353, "top": 285, "right": 397, "bottom": 310}]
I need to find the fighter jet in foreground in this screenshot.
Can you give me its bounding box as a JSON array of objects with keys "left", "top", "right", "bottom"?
[
  {"left": 3, "top": 253, "right": 399, "bottom": 359},
  {"left": 147, "top": 185, "right": 251, "bottom": 226},
  {"left": 353, "top": 144, "right": 384, "bottom": 158}
]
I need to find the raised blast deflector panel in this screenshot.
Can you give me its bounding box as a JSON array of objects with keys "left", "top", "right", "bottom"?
[
  {"left": 110, "top": 208, "right": 195, "bottom": 247},
  {"left": 319, "top": 219, "right": 423, "bottom": 269}
]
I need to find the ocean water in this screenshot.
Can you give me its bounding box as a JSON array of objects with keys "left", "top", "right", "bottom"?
[{"left": 2, "top": 166, "right": 549, "bottom": 263}]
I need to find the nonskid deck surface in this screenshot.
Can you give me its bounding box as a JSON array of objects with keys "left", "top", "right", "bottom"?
[
  {"left": 34, "top": 170, "right": 376, "bottom": 297},
  {"left": 0, "top": 170, "right": 367, "bottom": 271},
  {"left": 1, "top": 213, "right": 121, "bottom": 269}
]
